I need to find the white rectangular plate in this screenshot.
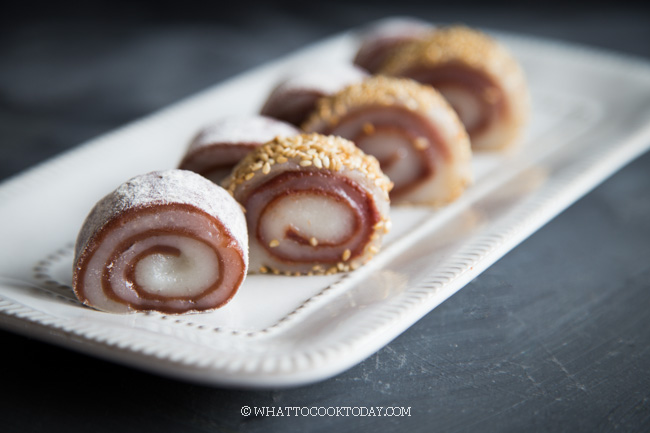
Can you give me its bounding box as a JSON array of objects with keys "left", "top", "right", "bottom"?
[{"left": 1, "top": 18, "right": 650, "bottom": 388}]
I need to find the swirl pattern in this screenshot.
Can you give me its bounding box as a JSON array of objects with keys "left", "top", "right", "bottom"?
[
  {"left": 73, "top": 170, "right": 248, "bottom": 313},
  {"left": 379, "top": 26, "right": 530, "bottom": 150},
  {"left": 303, "top": 76, "right": 472, "bottom": 205},
  {"left": 223, "top": 133, "right": 392, "bottom": 275}
]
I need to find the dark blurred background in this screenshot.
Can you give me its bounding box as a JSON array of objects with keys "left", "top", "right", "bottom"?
[
  {"left": 2, "top": 1, "right": 649, "bottom": 181},
  {"left": 1, "top": 1, "right": 649, "bottom": 432}
]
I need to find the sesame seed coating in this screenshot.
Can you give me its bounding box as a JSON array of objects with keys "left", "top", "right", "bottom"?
[
  {"left": 302, "top": 76, "right": 461, "bottom": 133},
  {"left": 223, "top": 133, "right": 393, "bottom": 198},
  {"left": 222, "top": 133, "right": 393, "bottom": 276},
  {"left": 380, "top": 26, "right": 518, "bottom": 78},
  {"left": 378, "top": 25, "right": 530, "bottom": 150},
  {"left": 301, "top": 74, "right": 473, "bottom": 205}
]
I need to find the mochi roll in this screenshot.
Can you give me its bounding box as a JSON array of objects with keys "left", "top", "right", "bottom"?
[
  {"left": 179, "top": 115, "right": 299, "bottom": 184},
  {"left": 353, "top": 18, "right": 435, "bottom": 74},
  {"left": 223, "top": 133, "right": 392, "bottom": 276},
  {"left": 302, "top": 76, "right": 472, "bottom": 206},
  {"left": 73, "top": 170, "right": 248, "bottom": 314},
  {"left": 260, "top": 64, "right": 368, "bottom": 126},
  {"left": 379, "top": 25, "right": 529, "bottom": 150}
]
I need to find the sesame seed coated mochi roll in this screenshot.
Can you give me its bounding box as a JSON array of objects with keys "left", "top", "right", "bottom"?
[
  {"left": 223, "top": 133, "right": 392, "bottom": 276},
  {"left": 73, "top": 169, "right": 248, "bottom": 314},
  {"left": 179, "top": 115, "right": 299, "bottom": 184},
  {"left": 303, "top": 76, "right": 472, "bottom": 206},
  {"left": 379, "top": 26, "right": 530, "bottom": 151}
]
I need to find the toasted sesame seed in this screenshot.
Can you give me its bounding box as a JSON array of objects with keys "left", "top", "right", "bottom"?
[
  {"left": 269, "top": 239, "right": 280, "bottom": 248},
  {"left": 406, "top": 99, "right": 419, "bottom": 110},
  {"left": 362, "top": 122, "right": 375, "bottom": 134},
  {"left": 221, "top": 133, "right": 392, "bottom": 211},
  {"left": 309, "top": 237, "right": 318, "bottom": 247},
  {"left": 414, "top": 137, "right": 430, "bottom": 150},
  {"left": 262, "top": 162, "right": 271, "bottom": 174},
  {"left": 342, "top": 249, "right": 351, "bottom": 261},
  {"left": 302, "top": 76, "right": 449, "bottom": 132},
  {"left": 381, "top": 26, "right": 508, "bottom": 76}
]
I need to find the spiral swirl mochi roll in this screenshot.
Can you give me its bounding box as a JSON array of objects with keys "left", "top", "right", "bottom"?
[
  {"left": 73, "top": 170, "right": 248, "bottom": 314},
  {"left": 178, "top": 115, "right": 299, "bottom": 184},
  {"left": 379, "top": 26, "right": 529, "bottom": 151},
  {"left": 260, "top": 63, "right": 368, "bottom": 127},
  {"left": 302, "top": 76, "right": 472, "bottom": 206},
  {"left": 223, "top": 133, "right": 392, "bottom": 275}
]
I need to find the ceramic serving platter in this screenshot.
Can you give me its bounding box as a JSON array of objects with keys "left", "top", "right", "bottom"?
[{"left": 1, "top": 18, "right": 649, "bottom": 388}]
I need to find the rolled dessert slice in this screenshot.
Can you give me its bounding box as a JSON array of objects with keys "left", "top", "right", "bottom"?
[
  {"left": 378, "top": 25, "right": 529, "bottom": 151},
  {"left": 73, "top": 169, "right": 248, "bottom": 314},
  {"left": 302, "top": 76, "right": 472, "bottom": 206},
  {"left": 178, "top": 115, "right": 299, "bottom": 184},
  {"left": 223, "top": 133, "right": 392, "bottom": 275},
  {"left": 260, "top": 63, "right": 368, "bottom": 127},
  {"left": 353, "top": 18, "right": 435, "bottom": 74}
]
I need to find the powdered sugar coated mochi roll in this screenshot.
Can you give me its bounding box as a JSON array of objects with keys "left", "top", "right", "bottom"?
[
  {"left": 73, "top": 169, "right": 248, "bottom": 314},
  {"left": 260, "top": 63, "right": 368, "bottom": 127},
  {"left": 353, "top": 18, "right": 435, "bottom": 74},
  {"left": 179, "top": 115, "right": 299, "bottom": 184}
]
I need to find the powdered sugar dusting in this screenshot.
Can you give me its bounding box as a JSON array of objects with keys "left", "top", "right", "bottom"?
[
  {"left": 75, "top": 169, "right": 248, "bottom": 263},
  {"left": 271, "top": 63, "right": 368, "bottom": 98},
  {"left": 188, "top": 115, "right": 299, "bottom": 152},
  {"left": 358, "top": 18, "right": 434, "bottom": 44},
  {"left": 353, "top": 19, "right": 435, "bottom": 73}
]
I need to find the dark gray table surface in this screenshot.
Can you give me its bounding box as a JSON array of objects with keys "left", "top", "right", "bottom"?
[{"left": 1, "top": 2, "right": 649, "bottom": 432}]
